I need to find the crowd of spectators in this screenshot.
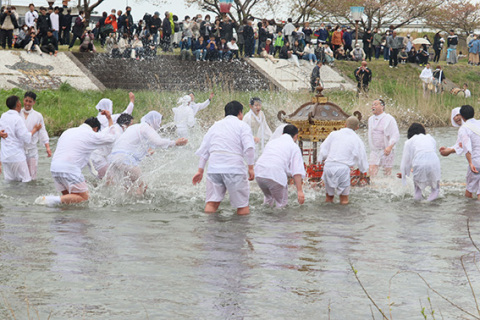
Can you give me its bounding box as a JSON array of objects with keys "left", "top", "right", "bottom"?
[{"left": 0, "top": 3, "right": 468, "bottom": 67}]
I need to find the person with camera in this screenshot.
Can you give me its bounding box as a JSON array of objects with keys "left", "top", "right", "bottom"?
[{"left": 0, "top": 6, "right": 19, "bottom": 49}]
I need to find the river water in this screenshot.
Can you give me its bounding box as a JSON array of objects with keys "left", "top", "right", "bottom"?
[{"left": 0, "top": 126, "right": 479, "bottom": 319}]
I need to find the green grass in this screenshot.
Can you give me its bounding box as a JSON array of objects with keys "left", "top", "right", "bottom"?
[
  {"left": 0, "top": 54, "right": 477, "bottom": 135},
  {"left": 334, "top": 59, "right": 475, "bottom": 127}
]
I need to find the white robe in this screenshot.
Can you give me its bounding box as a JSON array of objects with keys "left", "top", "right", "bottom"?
[
  {"left": 109, "top": 123, "right": 175, "bottom": 166},
  {"left": 0, "top": 110, "right": 33, "bottom": 163},
  {"left": 255, "top": 134, "right": 306, "bottom": 187},
  {"left": 90, "top": 124, "right": 125, "bottom": 173},
  {"left": 458, "top": 119, "right": 480, "bottom": 194},
  {"left": 243, "top": 110, "right": 272, "bottom": 156},
  {"left": 196, "top": 115, "right": 255, "bottom": 175},
  {"left": 400, "top": 134, "right": 441, "bottom": 190},
  {"left": 96, "top": 102, "right": 134, "bottom": 130},
  {"left": 419, "top": 67, "right": 433, "bottom": 83},
  {"left": 21, "top": 108, "right": 49, "bottom": 159},
  {"left": 51, "top": 124, "right": 116, "bottom": 175},
  {"left": 320, "top": 128, "right": 368, "bottom": 194},
  {"left": 368, "top": 112, "right": 400, "bottom": 151},
  {"left": 191, "top": 99, "right": 211, "bottom": 116},
  {"left": 173, "top": 104, "right": 195, "bottom": 138},
  {"left": 320, "top": 128, "right": 369, "bottom": 171}
]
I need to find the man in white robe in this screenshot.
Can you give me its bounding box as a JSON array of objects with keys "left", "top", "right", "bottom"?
[
  {"left": 320, "top": 116, "right": 368, "bottom": 205},
  {"left": 0, "top": 96, "right": 41, "bottom": 182},
  {"left": 368, "top": 99, "right": 400, "bottom": 177},
  {"left": 243, "top": 97, "right": 272, "bottom": 157},
  {"left": 90, "top": 113, "right": 133, "bottom": 179},
  {"left": 397, "top": 123, "right": 441, "bottom": 201},
  {"left": 457, "top": 105, "right": 480, "bottom": 199},
  {"left": 95, "top": 92, "right": 135, "bottom": 130},
  {"left": 38, "top": 112, "right": 116, "bottom": 205},
  {"left": 419, "top": 63, "right": 433, "bottom": 95},
  {"left": 193, "top": 101, "right": 255, "bottom": 215},
  {"left": 255, "top": 124, "right": 305, "bottom": 208},
  {"left": 108, "top": 111, "right": 187, "bottom": 194},
  {"left": 174, "top": 93, "right": 214, "bottom": 138},
  {"left": 21, "top": 91, "right": 51, "bottom": 180}
]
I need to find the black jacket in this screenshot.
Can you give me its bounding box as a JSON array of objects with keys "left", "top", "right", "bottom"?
[
  {"left": 42, "top": 35, "right": 58, "bottom": 50},
  {"left": 37, "top": 14, "right": 50, "bottom": 34},
  {"left": 162, "top": 18, "right": 172, "bottom": 37},
  {"left": 0, "top": 12, "right": 19, "bottom": 29},
  {"left": 149, "top": 17, "right": 161, "bottom": 34}
]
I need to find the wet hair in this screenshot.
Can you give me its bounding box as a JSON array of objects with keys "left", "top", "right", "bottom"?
[
  {"left": 117, "top": 113, "right": 133, "bottom": 127},
  {"left": 283, "top": 124, "right": 299, "bottom": 138},
  {"left": 24, "top": 91, "right": 37, "bottom": 101},
  {"left": 460, "top": 105, "right": 475, "bottom": 120},
  {"left": 225, "top": 101, "right": 244, "bottom": 117},
  {"left": 407, "top": 123, "right": 426, "bottom": 139},
  {"left": 6, "top": 95, "right": 19, "bottom": 110},
  {"left": 84, "top": 117, "right": 101, "bottom": 131},
  {"left": 250, "top": 97, "right": 261, "bottom": 106}
]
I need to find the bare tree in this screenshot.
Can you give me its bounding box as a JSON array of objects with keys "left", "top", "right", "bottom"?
[
  {"left": 78, "top": 0, "right": 105, "bottom": 22},
  {"left": 299, "top": 0, "right": 445, "bottom": 31},
  {"left": 425, "top": 0, "right": 480, "bottom": 38}
]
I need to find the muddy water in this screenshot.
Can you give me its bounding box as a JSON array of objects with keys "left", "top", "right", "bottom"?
[{"left": 0, "top": 127, "right": 479, "bottom": 319}]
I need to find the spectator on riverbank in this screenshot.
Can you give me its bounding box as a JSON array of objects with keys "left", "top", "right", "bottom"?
[
  {"left": 350, "top": 43, "right": 365, "bottom": 61},
  {"left": 447, "top": 30, "right": 458, "bottom": 64},
  {"left": 354, "top": 61, "right": 372, "bottom": 94},
  {"left": 41, "top": 29, "right": 58, "bottom": 56},
  {"left": 432, "top": 65, "right": 446, "bottom": 93},
  {"left": 0, "top": 6, "right": 19, "bottom": 49}
]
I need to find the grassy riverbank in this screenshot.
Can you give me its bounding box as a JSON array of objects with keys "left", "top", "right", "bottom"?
[{"left": 0, "top": 58, "right": 477, "bottom": 135}]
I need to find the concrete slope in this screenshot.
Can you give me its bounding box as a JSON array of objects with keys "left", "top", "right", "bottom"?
[
  {"left": 0, "top": 51, "right": 101, "bottom": 91},
  {"left": 246, "top": 57, "right": 356, "bottom": 92}
]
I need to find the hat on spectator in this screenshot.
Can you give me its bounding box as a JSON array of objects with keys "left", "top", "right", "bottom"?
[
  {"left": 347, "top": 26, "right": 351, "bottom": 29},
  {"left": 266, "top": 38, "right": 272, "bottom": 42},
  {"left": 154, "top": 11, "right": 160, "bottom": 16},
  {"left": 355, "top": 43, "right": 360, "bottom": 47}
]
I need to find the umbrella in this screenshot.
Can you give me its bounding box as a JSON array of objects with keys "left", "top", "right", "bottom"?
[{"left": 412, "top": 38, "right": 431, "bottom": 45}]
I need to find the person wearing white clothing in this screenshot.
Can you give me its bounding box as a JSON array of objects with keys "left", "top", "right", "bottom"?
[
  {"left": 243, "top": 97, "right": 272, "bottom": 158},
  {"left": 189, "top": 92, "right": 214, "bottom": 116},
  {"left": 108, "top": 111, "right": 187, "bottom": 194},
  {"left": 457, "top": 105, "right": 480, "bottom": 199},
  {"left": 255, "top": 124, "right": 306, "bottom": 208},
  {"left": 21, "top": 91, "right": 51, "bottom": 180},
  {"left": 320, "top": 116, "right": 368, "bottom": 205},
  {"left": 89, "top": 113, "right": 133, "bottom": 179},
  {"left": 0, "top": 96, "right": 41, "bottom": 182},
  {"left": 95, "top": 92, "right": 135, "bottom": 130},
  {"left": 173, "top": 95, "right": 195, "bottom": 138},
  {"left": 419, "top": 63, "right": 433, "bottom": 95},
  {"left": 40, "top": 113, "right": 116, "bottom": 205},
  {"left": 439, "top": 107, "right": 464, "bottom": 157},
  {"left": 25, "top": 4, "right": 38, "bottom": 29},
  {"left": 463, "top": 83, "right": 471, "bottom": 98},
  {"left": 193, "top": 101, "right": 255, "bottom": 215},
  {"left": 368, "top": 99, "right": 400, "bottom": 177},
  {"left": 49, "top": 7, "right": 60, "bottom": 40},
  {"left": 397, "top": 123, "right": 441, "bottom": 201}
]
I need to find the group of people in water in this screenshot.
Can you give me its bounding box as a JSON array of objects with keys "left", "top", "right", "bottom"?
[{"left": 0, "top": 90, "right": 476, "bottom": 213}]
